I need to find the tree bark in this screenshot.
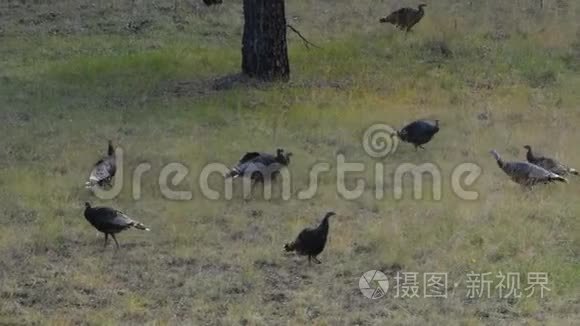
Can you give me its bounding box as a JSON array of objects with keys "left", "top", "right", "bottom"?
[{"left": 242, "top": 0, "right": 290, "bottom": 82}]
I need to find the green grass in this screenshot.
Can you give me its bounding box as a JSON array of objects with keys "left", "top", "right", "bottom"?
[{"left": 1, "top": 0, "right": 579, "bottom": 325}]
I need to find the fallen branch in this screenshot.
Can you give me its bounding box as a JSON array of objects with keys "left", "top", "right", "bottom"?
[{"left": 286, "top": 24, "right": 321, "bottom": 50}]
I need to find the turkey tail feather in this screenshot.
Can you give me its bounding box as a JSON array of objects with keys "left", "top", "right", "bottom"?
[
  {"left": 132, "top": 222, "right": 150, "bottom": 231},
  {"left": 284, "top": 242, "right": 295, "bottom": 252}
]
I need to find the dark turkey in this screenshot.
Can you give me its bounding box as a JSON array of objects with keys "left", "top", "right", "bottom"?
[
  {"left": 393, "top": 119, "right": 439, "bottom": 150},
  {"left": 490, "top": 150, "right": 567, "bottom": 187},
  {"left": 524, "top": 145, "right": 578, "bottom": 177},
  {"left": 84, "top": 202, "right": 150, "bottom": 249},
  {"left": 226, "top": 148, "right": 292, "bottom": 182},
  {"left": 284, "top": 212, "right": 335, "bottom": 265},
  {"left": 86, "top": 140, "right": 116, "bottom": 188},
  {"left": 203, "top": 0, "right": 222, "bottom": 6},
  {"left": 380, "top": 4, "right": 426, "bottom": 32}
]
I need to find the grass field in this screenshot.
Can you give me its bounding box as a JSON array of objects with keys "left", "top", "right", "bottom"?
[{"left": 1, "top": 0, "right": 579, "bottom": 324}]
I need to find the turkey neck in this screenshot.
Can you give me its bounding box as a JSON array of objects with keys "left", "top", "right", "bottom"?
[
  {"left": 84, "top": 206, "right": 94, "bottom": 221},
  {"left": 526, "top": 148, "right": 535, "bottom": 162},
  {"left": 495, "top": 157, "right": 505, "bottom": 169},
  {"left": 108, "top": 143, "right": 115, "bottom": 156},
  {"left": 318, "top": 216, "right": 330, "bottom": 235}
]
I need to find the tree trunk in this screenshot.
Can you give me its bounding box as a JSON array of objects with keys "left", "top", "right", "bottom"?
[{"left": 242, "top": 0, "right": 290, "bottom": 82}]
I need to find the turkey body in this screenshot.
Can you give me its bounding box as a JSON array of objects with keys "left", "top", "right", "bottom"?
[
  {"left": 284, "top": 212, "right": 335, "bottom": 265},
  {"left": 84, "top": 202, "right": 150, "bottom": 248},
  {"left": 395, "top": 119, "right": 439, "bottom": 150},
  {"left": 380, "top": 4, "right": 426, "bottom": 32}
]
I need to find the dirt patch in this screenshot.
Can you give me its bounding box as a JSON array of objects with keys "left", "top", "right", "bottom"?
[
  {"left": 290, "top": 78, "right": 354, "bottom": 90},
  {"left": 159, "top": 76, "right": 238, "bottom": 98},
  {"left": 161, "top": 74, "right": 357, "bottom": 99},
  {"left": 418, "top": 40, "right": 453, "bottom": 63},
  {"left": 1, "top": 205, "right": 38, "bottom": 226},
  {"left": 0, "top": 0, "right": 180, "bottom": 36}
]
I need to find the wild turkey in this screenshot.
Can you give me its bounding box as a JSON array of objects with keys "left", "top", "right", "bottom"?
[
  {"left": 85, "top": 140, "right": 116, "bottom": 188},
  {"left": 524, "top": 145, "right": 579, "bottom": 177},
  {"left": 84, "top": 202, "right": 150, "bottom": 249},
  {"left": 490, "top": 150, "right": 568, "bottom": 187},
  {"left": 284, "top": 212, "right": 335, "bottom": 265},
  {"left": 203, "top": 0, "right": 222, "bottom": 6},
  {"left": 379, "top": 4, "right": 426, "bottom": 32},
  {"left": 393, "top": 119, "right": 439, "bottom": 150},
  {"left": 226, "top": 148, "right": 292, "bottom": 182}
]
